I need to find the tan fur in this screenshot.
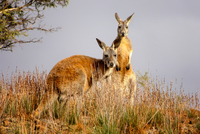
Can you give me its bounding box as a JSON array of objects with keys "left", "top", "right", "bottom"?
[
  {"left": 33, "top": 38, "right": 120, "bottom": 118},
  {"left": 111, "top": 13, "right": 137, "bottom": 103}
]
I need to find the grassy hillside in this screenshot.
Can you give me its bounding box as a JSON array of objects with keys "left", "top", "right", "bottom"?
[{"left": 0, "top": 68, "right": 199, "bottom": 133}]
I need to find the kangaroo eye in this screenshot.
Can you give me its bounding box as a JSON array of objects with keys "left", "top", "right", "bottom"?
[
  {"left": 114, "top": 54, "right": 117, "bottom": 57},
  {"left": 118, "top": 26, "right": 121, "bottom": 29},
  {"left": 105, "top": 55, "right": 108, "bottom": 57},
  {"left": 126, "top": 26, "right": 128, "bottom": 28}
]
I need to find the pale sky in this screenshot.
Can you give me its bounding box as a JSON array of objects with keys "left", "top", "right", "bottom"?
[{"left": 1, "top": 0, "right": 200, "bottom": 94}]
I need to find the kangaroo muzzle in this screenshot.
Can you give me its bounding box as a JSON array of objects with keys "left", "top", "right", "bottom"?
[{"left": 107, "top": 61, "right": 115, "bottom": 68}]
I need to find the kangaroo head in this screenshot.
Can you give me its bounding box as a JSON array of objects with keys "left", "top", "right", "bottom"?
[
  {"left": 96, "top": 38, "right": 120, "bottom": 68},
  {"left": 115, "top": 13, "right": 134, "bottom": 37}
]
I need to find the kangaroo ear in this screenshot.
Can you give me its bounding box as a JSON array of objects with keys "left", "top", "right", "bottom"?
[
  {"left": 111, "top": 38, "right": 121, "bottom": 50},
  {"left": 96, "top": 38, "right": 107, "bottom": 51},
  {"left": 126, "top": 13, "right": 134, "bottom": 25},
  {"left": 115, "top": 13, "right": 122, "bottom": 24}
]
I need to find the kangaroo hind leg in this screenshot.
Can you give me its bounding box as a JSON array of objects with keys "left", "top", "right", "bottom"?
[{"left": 33, "top": 87, "right": 59, "bottom": 118}]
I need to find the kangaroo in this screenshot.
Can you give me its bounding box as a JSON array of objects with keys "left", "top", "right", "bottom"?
[
  {"left": 114, "top": 13, "right": 134, "bottom": 71},
  {"left": 33, "top": 38, "right": 120, "bottom": 118},
  {"left": 111, "top": 13, "right": 137, "bottom": 103}
]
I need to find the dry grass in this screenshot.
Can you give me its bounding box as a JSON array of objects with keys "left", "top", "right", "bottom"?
[{"left": 0, "top": 68, "right": 200, "bottom": 134}]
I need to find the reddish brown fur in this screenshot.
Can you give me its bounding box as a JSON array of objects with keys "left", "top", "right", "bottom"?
[
  {"left": 33, "top": 39, "right": 119, "bottom": 118},
  {"left": 111, "top": 13, "right": 137, "bottom": 103},
  {"left": 47, "top": 56, "right": 105, "bottom": 94}
]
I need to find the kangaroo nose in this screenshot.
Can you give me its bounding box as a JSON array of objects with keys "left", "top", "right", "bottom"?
[
  {"left": 122, "top": 33, "right": 125, "bottom": 36},
  {"left": 110, "top": 63, "right": 114, "bottom": 67}
]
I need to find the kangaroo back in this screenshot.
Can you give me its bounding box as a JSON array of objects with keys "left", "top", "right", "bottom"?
[{"left": 33, "top": 38, "right": 120, "bottom": 118}]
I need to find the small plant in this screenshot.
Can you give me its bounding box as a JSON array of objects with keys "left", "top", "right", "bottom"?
[
  {"left": 196, "top": 122, "right": 200, "bottom": 131},
  {"left": 94, "top": 114, "right": 120, "bottom": 134},
  {"left": 136, "top": 71, "right": 151, "bottom": 88}
]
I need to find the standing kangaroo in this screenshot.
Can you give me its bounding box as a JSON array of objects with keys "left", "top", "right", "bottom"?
[
  {"left": 111, "top": 13, "right": 137, "bottom": 103},
  {"left": 33, "top": 38, "right": 120, "bottom": 118}
]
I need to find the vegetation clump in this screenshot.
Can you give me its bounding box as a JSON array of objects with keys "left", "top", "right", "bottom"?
[{"left": 0, "top": 68, "right": 199, "bottom": 133}]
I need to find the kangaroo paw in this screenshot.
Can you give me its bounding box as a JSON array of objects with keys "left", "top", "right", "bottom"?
[
  {"left": 126, "top": 64, "right": 130, "bottom": 70},
  {"left": 116, "top": 65, "right": 121, "bottom": 71}
]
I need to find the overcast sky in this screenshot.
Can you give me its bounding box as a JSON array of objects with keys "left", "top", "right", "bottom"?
[{"left": 1, "top": 0, "right": 200, "bottom": 94}]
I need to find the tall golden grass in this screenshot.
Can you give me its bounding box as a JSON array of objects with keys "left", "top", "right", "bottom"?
[{"left": 0, "top": 68, "right": 199, "bottom": 133}]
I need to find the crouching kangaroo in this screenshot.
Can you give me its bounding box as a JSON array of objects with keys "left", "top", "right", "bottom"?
[
  {"left": 33, "top": 38, "right": 120, "bottom": 118},
  {"left": 111, "top": 13, "right": 137, "bottom": 103}
]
